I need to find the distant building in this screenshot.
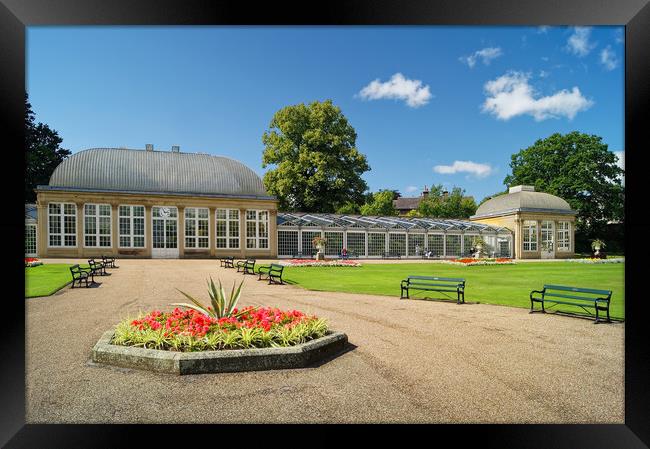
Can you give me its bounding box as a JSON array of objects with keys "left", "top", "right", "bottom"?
[{"left": 393, "top": 186, "right": 474, "bottom": 216}]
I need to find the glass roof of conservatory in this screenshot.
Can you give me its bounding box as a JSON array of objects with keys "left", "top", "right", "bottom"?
[{"left": 277, "top": 212, "right": 511, "bottom": 234}]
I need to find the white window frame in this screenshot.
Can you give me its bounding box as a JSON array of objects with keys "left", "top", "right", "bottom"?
[
  {"left": 83, "top": 203, "right": 112, "bottom": 248},
  {"left": 556, "top": 221, "right": 571, "bottom": 252},
  {"left": 216, "top": 208, "right": 240, "bottom": 249},
  {"left": 522, "top": 220, "right": 538, "bottom": 252},
  {"left": 25, "top": 223, "right": 38, "bottom": 257},
  {"left": 47, "top": 202, "right": 77, "bottom": 248},
  {"left": 246, "top": 209, "right": 270, "bottom": 250},
  {"left": 184, "top": 207, "right": 210, "bottom": 249},
  {"left": 118, "top": 205, "right": 146, "bottom": 249}
]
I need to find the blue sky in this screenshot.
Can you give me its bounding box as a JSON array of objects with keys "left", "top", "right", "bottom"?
[{"left": 27, "top": 26, "right": 624, "bottom": 202}]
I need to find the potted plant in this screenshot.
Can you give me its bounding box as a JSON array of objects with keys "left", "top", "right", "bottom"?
[
  {"left": 591, "top": 239, "right": 606, "bottom": 258},
  {"left": 471, "top": 236, "right": 486, "bottom": 259},
  {"left": 312, "top": 236, "right": 327, "bottom": 260}
]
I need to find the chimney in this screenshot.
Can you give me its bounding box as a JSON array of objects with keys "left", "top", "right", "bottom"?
[
  {"left": 422, "top": 185, "right": 429, "bottom": 197},
  {"left": 442, "top": 190, "right": 449, "bottom": 200},
  {"left": 145, "top": 144, "right": 154, "bottom": 152},
  {"left": 509, "top": 185, "right": 535, "bottom": 194},
  {"left": 171, "top": 145, "right": 180, "bottom": 153}
]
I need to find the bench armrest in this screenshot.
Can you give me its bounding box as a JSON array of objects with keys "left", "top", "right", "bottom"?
[
  {"left": 530, "top": 289, "right": 544, "bottom": 301},
  {"left": 400, "top": 279, "right": 409, "bottom": 288}
]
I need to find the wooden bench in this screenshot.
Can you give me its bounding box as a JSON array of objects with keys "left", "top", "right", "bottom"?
[
  {"left": 400, "top": 276, "right": 466, "bottom": 304},
  {"left": 257, "top": 263, "right": 285, "bottom": 284},
  {"left": 220, "top": 256, "right": 234, "bottom": 268},
  {"left": 70, "top": 264, "right": 93, "bottom": 288},
  {"left": 88, "top": 259, "right": 108, "bottom": 276},
  {"left": 101, "top": 254, "right": 118, "bottom": 268},
  {"left": 236, "top": 259, "right": 256, "bottom": 275},
  {"left": 383, "top": 251, "right": 402, "bottom": 260},
  {"left": 530, "top": 284, "right": 613, "bottom": 323}
]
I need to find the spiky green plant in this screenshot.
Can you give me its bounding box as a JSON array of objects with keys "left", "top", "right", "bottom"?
[{"left": 172, "top": 277, "right": 244, "bottom": 319}]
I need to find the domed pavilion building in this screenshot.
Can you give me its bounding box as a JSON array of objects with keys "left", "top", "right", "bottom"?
[
  {"left": 470, "top": 185, "right": 577, "bottom": 259},
  {"left": 34, "top": 146, "right": 278, "bottom": 259}
]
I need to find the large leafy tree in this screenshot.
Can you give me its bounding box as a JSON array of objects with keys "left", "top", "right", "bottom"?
[
  {"left": 409, "top": 184, "right": 477, "bottom": 219},
  {"left": 25, "top": 94, "right": 71, "bottom": 202},
  {"left": 262, "top": 100, "right": 370, "bottom": 212},
  {"left": 504, "top": 131, "right": 624, "bottom": 239}
]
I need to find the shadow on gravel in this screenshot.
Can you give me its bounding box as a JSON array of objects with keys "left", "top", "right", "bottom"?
[{"left": 308, "top": 341, "right": 358, "bottom": 368}]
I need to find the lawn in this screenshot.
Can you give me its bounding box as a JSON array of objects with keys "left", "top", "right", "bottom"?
[
  {"left": 25, "top": 263, "right": 78, "bottom": 298},
  {"left": 283, "top": 262, "right": 625, "bottom": 320}
]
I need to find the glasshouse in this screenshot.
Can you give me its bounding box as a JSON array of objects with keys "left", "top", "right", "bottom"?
[{"left": 277, "top": 213, "right": 513, "bottom": 259}]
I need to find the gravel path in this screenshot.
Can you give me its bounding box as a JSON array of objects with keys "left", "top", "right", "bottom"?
[{"left": 26, "top": 259, "right": 624, "bottom": 423}]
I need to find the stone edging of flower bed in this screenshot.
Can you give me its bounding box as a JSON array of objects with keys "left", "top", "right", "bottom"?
[{"left": 91, "top": 329, "right": 348, "bottom": 375}]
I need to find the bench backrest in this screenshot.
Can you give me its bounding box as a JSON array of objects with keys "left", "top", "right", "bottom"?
[
  {"left": 245, "top": 259, "right": 256, "bottom": 266},
  {"left": 88, "top": 259, "right": 99, "bottom": 266},
  {"left": 269, "top": 263, "right": 284, "bottom": 272},
  {"left": 543, "top": 284, "right": 611, "bottom": 299},
  {"left": 408, "top": 275, "right": 465, "bottom": 284},
  {"left": 70, "top": 264, "right": 84, "bottom": 277}
]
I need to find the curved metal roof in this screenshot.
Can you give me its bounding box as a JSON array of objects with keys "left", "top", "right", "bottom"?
[
  {"left": 277, "top": 212, "right": 511, "bottom": 234},
  {"left": 472, "top": 189, "right": 575, "bottom": 219},
  {"left": 46, "top": 148, "right": 270, "bottom": 198}
]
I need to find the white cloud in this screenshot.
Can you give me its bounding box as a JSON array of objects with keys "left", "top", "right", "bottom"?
[
  {"left": 600, "top": 46, "right": 619, "bottom": 70},
  {"left": 459, "top": 47, "right": 503, "bottom": 68},
  {"left": 537, "top": 26, "right": 550, "bottom": 34},
  {"left": 358, "top": 73, "right": 432, "bottom": 108},
  {"left": 566, "top": 27, "right": 596, "bottom": 57},
  {"left": 405, "top": 185, "right": 419, "bottom": 193},
  {"left": 481, "top": 71, "right": 593, "bottom": 121},
  {"left": 539, "top": 70, "right": 550, "bottom": 78},
  {"left": 433, "top": 160, "right": 494, "bottom": 178}
]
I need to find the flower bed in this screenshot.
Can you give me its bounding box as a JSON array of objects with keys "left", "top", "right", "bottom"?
[
  {"left": 282, "top": 258, "right": 361, "bottom": 267},
  {"left": 112, "top": 306, "right": 329, "bottom": 352},
  {"left": 564, "top": 257, "right": 624, "bottom": 264},
  {"left": 442, "top": 258, "right": 515, "bottom": 266},
  {"left": 25, "top": 257, "right": 43, "bottom": 267}
]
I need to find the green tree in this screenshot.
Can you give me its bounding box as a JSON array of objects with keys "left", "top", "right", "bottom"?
[
  {"left": 336, "top": 201, "right": 361, "bottom": 214},
  {"left": 360, "top": 190, "right": 398, "bottom": 216},
  {"left": 25, "top": 93, "right": 71, "bottom": 202},
  {"left": 414, "top": 185, "right": 477, "bottom": 218},
  {"left": 262, "top": 100, "right": 370, "bottom": 212},
  {"left": 504, "top": 131, "right": 624, "bottom": 238}
]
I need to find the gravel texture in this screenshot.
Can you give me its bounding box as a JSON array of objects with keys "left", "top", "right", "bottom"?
[{"left": 26, "top": 258, "right": 624, "bottom": 423}]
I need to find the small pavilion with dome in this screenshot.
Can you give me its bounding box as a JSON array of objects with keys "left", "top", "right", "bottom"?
[{"left": 470, "top": 185, "right": 577, "bottom": 259}]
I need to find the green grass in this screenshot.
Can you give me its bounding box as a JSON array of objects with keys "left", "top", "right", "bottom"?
[
  {"left": 25, "top": 263, "right": 80, "bottom": 298},
  {"left": 283, "top": 262, "right": 625, "bottom": 320}
]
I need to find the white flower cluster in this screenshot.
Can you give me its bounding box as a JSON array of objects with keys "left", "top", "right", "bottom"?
[{"left": 564, "top": 258, "right": 624, "bottom": 264}]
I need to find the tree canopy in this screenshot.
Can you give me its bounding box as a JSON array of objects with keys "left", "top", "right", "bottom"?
[
  {"left": 359, "top": 190, "right": 398, "bottom": 216},
  {"left": 25, "top": 94, "right": 71, "bottom": 202},
  {"left": 262, "top": 100, "right": 370, "bottom": 212},
  {"left": 409, "top": 185, "right": 477, "bottom": 219},
  {"left": 504, "top": 131, "right": 624, "bottom": 237}
]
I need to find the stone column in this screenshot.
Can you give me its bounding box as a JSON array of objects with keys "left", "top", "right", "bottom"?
[
  {"left": 178, "top": 206, "right": 185, "bottom": 258},
  {"left": 144, "top": 205, "right": 152, "bottom": 258},
  {"left": 269, "top": 209, "right": 278, "bottom": 258},
  {"left": 75, "top": 201, "right": 84, "bottom": 258},
  {"left": 239, "top": 208, "right": 247, "bottom": 258},
  {"left": 209, "top": 208, "right": 216, "bottom": 258},
  {"left": 111, "top": 203, "right": 119, "bottom": 257}
]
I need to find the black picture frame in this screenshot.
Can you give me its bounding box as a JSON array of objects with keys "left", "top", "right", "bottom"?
[{"left": 2, "top": 0, "right": 648, "bottom": 446}]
